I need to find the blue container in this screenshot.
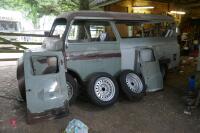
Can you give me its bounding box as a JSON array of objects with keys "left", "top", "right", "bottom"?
[{"left": 189, "top": 76, "right": 196, "bottom": 91}]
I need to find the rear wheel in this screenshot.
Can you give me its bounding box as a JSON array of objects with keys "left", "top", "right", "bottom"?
[
  {"left": 119, "top": 70, "right": 145, "bottom": 101},
  {"left": 87, "top": 72, "right": 119, "bottom": 106}
]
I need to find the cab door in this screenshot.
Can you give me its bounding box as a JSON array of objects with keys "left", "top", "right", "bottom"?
[
  {"left": 23, "top": 51, "right": 69, "bottom": 123},
  {"left": 137, "top": 47, "right": 163, "bottom": 92}
]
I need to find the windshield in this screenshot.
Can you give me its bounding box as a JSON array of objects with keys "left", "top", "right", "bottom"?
[
  {"left": 0, "top": 20, "right": 20, "bottom": 32},
  {"left": 51, "top": 18, "right": 67, "bottom": 38}
]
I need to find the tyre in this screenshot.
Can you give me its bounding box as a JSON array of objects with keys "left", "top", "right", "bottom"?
[
  {"left": 87, "top": 72, "right": 119, "bottom": 106},
  {"left": 119, "top": 70, "right": 145, "bottom": 101},
  {"left": 65, "top": 73, "right": 78, "bottom": 105},
  {"left": 17, "top": 63, "right": 26, "bottom": 101},
  {"left": 18, "top": 77, "right": 26, "bottom": 101},
  {"left": 160, "top": 64, "right": 168, "bottom": 80}
]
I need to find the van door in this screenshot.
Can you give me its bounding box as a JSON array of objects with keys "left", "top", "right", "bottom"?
[
  {"left": 23, "top": 51, "right": 69, "bottom": 123},
  {"left": 137, "top": 48, "right": 163, "bottom": 92},
  {"left": 66, "top": 20, "right": 121, "bottom": 80}
]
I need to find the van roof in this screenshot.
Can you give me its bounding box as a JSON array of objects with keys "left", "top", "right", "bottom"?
[{"left": 57, "top": 11, "right": 174, "bottom": 22}]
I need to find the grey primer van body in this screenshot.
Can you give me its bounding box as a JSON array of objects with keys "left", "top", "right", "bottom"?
[{"left": 17, "top": 11, "right": 180, "bottom": 123}]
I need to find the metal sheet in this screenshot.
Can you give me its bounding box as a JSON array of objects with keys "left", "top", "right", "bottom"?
[{"left": 23, "top": 51, "right": 69, "bottom": 123}]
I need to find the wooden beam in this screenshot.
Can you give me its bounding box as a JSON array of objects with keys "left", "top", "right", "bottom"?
[
  {"left": 0, "top": 50, "right": 24, "bottom": 53},
  {"left": 0, "top": 42, "right": 42, "bottom": 45},
  {"left": 0, "top": 32, "right": 46, "bottom": 37},
  {"left": 0, "top": 37, "right": 28, "bottom": 50},
  {"left": 0, "top": 58, "right": 18, "bottom": 61}
]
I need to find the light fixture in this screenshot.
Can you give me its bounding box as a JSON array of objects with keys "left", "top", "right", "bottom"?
[
  {"left": 132, "top": 6, "right": 155, "bottom": 9},
  {"left": 169, "top": 11, "right": 186, "bottom": 15}
]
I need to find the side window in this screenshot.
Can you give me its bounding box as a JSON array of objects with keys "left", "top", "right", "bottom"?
[
  {"left": 67, "top": 20, "right": 116, "bottom": 43},
  {"left": 115, "top": 21, "right": 176, "bottom": 38},
  {"left": 51, "top": 18, "right": 67, "bottom": 38},
  {"left": 31, "top": 56, "right": 59, "bottom": 75},
  {"left": 140, "top": 49, "right": 155, "bottom": 62},
  {"left": 143, "top": 22, "right": 175, "bottom": 38},
  {"left": 115, "top": 22, "right": 143, "bottom": 38}
]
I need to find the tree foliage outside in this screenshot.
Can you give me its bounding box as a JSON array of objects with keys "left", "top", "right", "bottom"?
[{"left": 0, "top": 0, "right": 93, "bottom": 25}]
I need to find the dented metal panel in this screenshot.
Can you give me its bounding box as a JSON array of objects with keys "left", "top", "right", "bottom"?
[
  {"left": 136, "top": 47, "right": 163, "bottom": 92},
  {"left": 23, "top": 51, "right": 69, "bottom": 123}
]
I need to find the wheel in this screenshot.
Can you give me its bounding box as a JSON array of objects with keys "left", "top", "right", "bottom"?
[
  {"left": 160, "top": 64, "right": 168, "bottom": 80},
  {"left": 17, "top": 63, "right": 26, "bottom": 101},
  {"left": 18, "top": 77, "right": 26, "bottom": 101},
  {"left": 65, "top": 73, "right": 78, "bottom": 105},
  {"left": 87, "top": 72, "right": 119, "bottom": 106},
  {"left": 119, "top": 70, "right": 145, "bottom": 100}
]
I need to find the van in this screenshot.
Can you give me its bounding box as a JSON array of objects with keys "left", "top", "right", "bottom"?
[{"left": 17, "top": 11, "right": 180, "bottom": 122}]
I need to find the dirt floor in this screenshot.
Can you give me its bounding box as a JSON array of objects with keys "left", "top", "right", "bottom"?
[{"left": 1, "top": 60, "right": 200, "bottom": 133}]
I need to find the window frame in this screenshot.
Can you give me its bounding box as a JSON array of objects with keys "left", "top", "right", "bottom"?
[
  {"left": 49, "top": 18, "right": 68, "bottom": 38},
  {"left": 114, "top": 20, "right": 176, "bottom": 39},
  {"left": 31, "top": 55, "right": 59, "bottom": 76},
  {"left": 66, "top": 19, "right": 119, "bottom": 45}
]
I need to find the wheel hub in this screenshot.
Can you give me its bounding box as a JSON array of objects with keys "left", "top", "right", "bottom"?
[
  {"left": 94, "top": 77, "right": 115, "bottom": 102},
  {"left": 125, "top": 73, "right": 143, "bottom": 93}
]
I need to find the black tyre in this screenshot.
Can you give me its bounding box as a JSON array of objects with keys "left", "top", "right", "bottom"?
[
  {"left": 160, "top": 64, "right": 168, "bottom": 80},
  {"left": 65, "top": 73, "right": 78, "bottom": 105},
  {"left": 18, "top": 77, "right": 26, "bottom": 101},
  {"left": 87, "top": 72, "right": 119, "bottom": 107},
  {"left": 17, "top": 63, "right": 26, "bottom": 101},
  {"left": 119, "top": 70, "right": 145, "bottom": 101}
]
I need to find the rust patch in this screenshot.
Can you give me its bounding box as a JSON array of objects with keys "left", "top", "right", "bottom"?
[
  {"left": 27, "top": 104, "right": 69, "bottom": 124},
  {"left": 67, "top": 52, "right": 121, "bottom": 61}
]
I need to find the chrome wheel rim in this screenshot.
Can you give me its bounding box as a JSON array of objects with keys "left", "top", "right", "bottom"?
[
  {"left": 125, "top": 73, "right": 143, "bottom": 93},
  {"left": 94, "top": 77, "right": 115, "bottom": 102},
  {"left": 66, "top": 81, "right": 73, "bottom": 100}
]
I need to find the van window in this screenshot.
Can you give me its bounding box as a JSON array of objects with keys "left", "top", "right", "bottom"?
[
  {"left": 31, "top": 56, "right": 58, "bottom": 75},
  {"left": 51, "top": 18, "right": 67, "bottom": 38},
  {"left": 143, "top": 22, "right": 175, "bottom": 38},
  {"left": 67, "top": 20, "right": 116, "bottom": 43},
  {"left": 115, "top": 22, "right": 143, "bottom": 38},
  {"left": 115, "top": 21, "right": 175, "bottom": 38},
  {"left": 140, "top": 48, "right": 155, "bottom": 62}
]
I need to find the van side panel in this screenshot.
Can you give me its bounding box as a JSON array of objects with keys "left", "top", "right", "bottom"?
[
  {"left": 66, "top": 42, "right": 121, "bottom": 81},
  {"left": 120, "top": 37, "right": 179, "bottom": 70}
]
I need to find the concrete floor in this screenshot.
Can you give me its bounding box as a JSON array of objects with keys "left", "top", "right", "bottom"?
[{"left": 0, "top": 62, "right": 200, "bottom": 133}]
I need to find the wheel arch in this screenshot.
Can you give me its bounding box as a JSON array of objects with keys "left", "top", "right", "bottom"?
[
  {"left": 159, "top": 58, "right": 170, "bottom": 68},
  {"left": 67, "top": 68, "right": 83, "bottom": 86}
]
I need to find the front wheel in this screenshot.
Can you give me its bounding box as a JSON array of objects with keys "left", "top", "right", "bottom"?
[
  {"left": 65, "top": 74, "right": 78, "bottom": 105},
  {"left": 119, "top": 70, "right": 145, "bottom": 101},
  {"left": 87, "top": 72, "right": 119, "bottom": 107}
]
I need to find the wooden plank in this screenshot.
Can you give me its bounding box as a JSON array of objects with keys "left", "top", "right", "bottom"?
[
  {"left": 0, "top": 58, "right": 18, "bottom": 61},
  {"left": 0, "top": 32, "right": 46, "bottom": 37},
  {"left": 0, "top": 37, "right": 28, "bottom": 50},
  {"left": 0, "top": 32, "right": 59, "bottom": 38},
  {"left": 0, "top": 50, "right": 24, "bottom": 53},
  {"left": 0, "top": 42, "right": 42, "bottom": 45}
]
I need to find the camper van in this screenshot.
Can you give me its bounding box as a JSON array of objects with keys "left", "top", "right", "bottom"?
[{"left": 17, "top": 11, "right": 180, "bottom": 122}]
